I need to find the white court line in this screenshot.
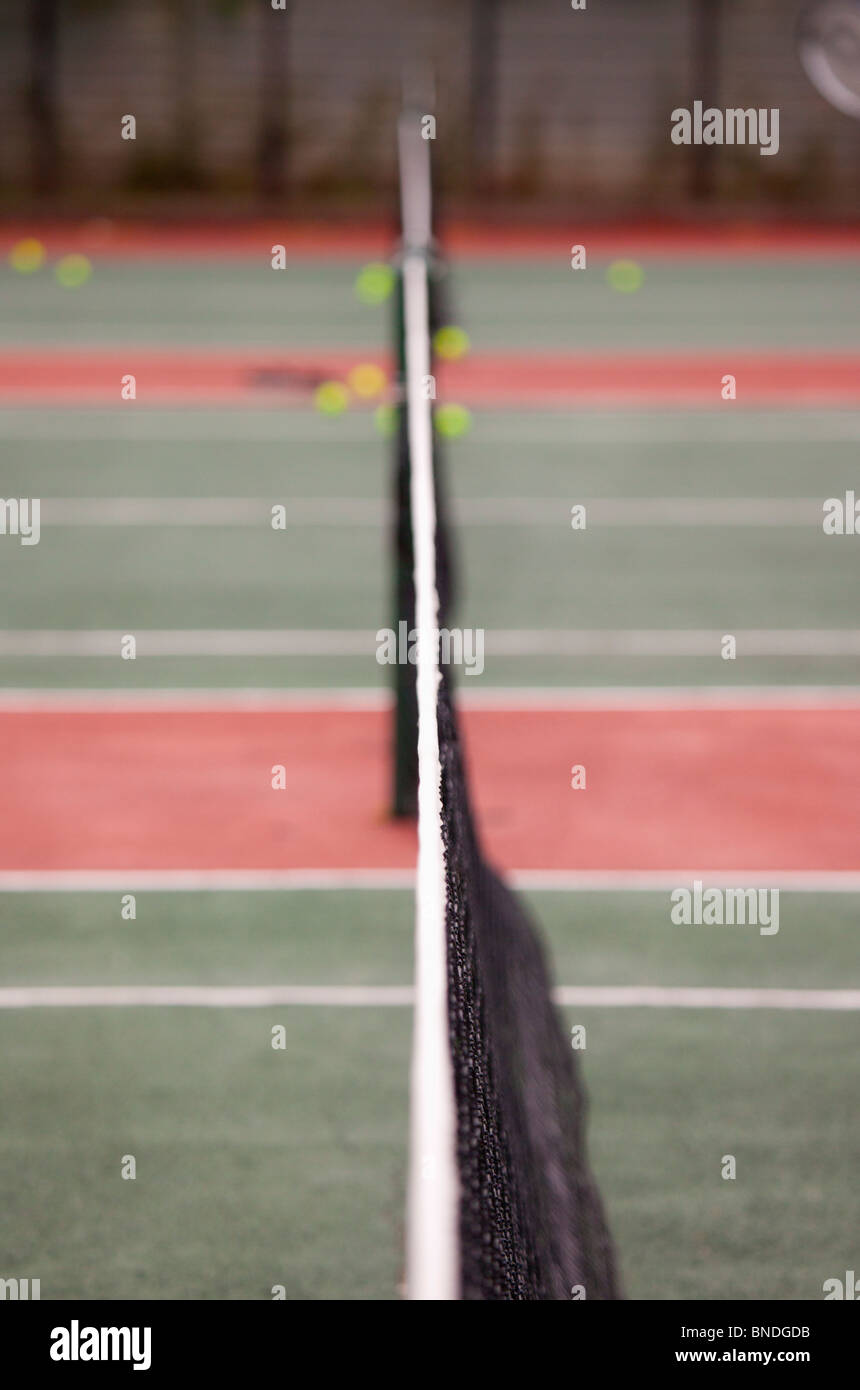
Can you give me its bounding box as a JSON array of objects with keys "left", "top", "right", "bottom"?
[
  {"left": 1, "top": 411, "right": 860, "bottom": 443},
  {"left": 487, "top": 630, "right": 860, "bottom": 657},
  {"left": 1, "top": 869, "right": 860, "bottom": 893},
  {"left": 461, "top": 685, "right": 860, "bottom": 710},
  {"left": 2, "top": 630, "right": 860, "bottom": 657},
  {"left": 0, "top": 984, "right": 856, "bottom": 1011},
  {"left": 0, "top": 630, "right": 372, "bottom": 656},
  {"left": 36, "top": 496, "right": 826, "bottom": 528},
  {"left": 0, "top": 687, "right": 394, "bottom": 711},
  {"left": 1, "top": 685, "right": 860, "bottom": 712},
  {"left": 41, "top": 498, "right": 384, "bottom": 526},
  {"left": 458, "top": 498, "right": 823, "bottom": 526},
  {"left": 553, "top": 987, "right": 860, "bottom": 1011}
]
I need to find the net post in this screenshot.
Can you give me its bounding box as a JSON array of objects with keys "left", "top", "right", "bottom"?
[{"left": 391, "top": 260, "right": 418, "bottom": 818}]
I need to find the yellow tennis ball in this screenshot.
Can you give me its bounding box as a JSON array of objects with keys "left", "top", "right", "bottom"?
[
  {"left": 434, "top": 403, "right": 472, "bottom": 438},
  {"left": 355, "top": 262, "right": 395, "bottom": 305},
  {"left": 347, "top": 362, "right": 387, "bottom": 398},
  {"left": 606, "top": 259, "right": 644, "bottom": 293},
  {"left": 433, "top": 325, "right": 470, "bottom": 360},
  {"left": 314, "top": 380, "right": 350, "bottom": 415},
  {"left": 9, "top": 238, "right": 46, "bottom": 274},
  {"left": 55, "top": 254, "right": 93, "bottom": 288},
  {"left": 374, "top": 403, "right": 397, "bottom": 437}
]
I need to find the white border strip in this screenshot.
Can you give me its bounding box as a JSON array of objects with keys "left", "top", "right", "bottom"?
[
  {"left": 2, "top": 685, "right": 860, "bottom": 713},
  {"left": 0, "top": 869, "right": 417, "bottom": 891},
  {"left": 0, "top": 984, "right": 855, "bottom": 1011},
  {"left": 5, "top": 686, "right": 860, "bottom": 717},
  {"left": 401, "top": 124, "right": 459, "bottom": 1302},
  {"left": 34, "top": 496, "right": 827, "bottom": 529},
  {"left": 1, "top": 410, "right": 860, "bottom": 445},
  {"left": 0, "top": 688, "right": 394, "bottom": 712},
  {"left": 2, "top": 869, "right": 860, "bottom": 893},
  {"left": 2, "top": 630, "right": 860, "bottom": 657}
]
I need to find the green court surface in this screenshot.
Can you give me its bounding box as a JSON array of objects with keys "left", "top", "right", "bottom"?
[
  {"left": 1, "top": 404, "right": 859, "bottom": 688},
  {"left": 3, "top": 257, "right": 860, "bottom": 350},
  {"left": 2, "top": 245, "right": 859, "bottom": 1301},
  {"left": 1, "top": 891, "right": 857, "bottom": 1300}
]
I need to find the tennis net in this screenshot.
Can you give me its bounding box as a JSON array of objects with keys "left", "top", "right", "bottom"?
[{"left": 395, "top": 113, "right": 621, "bottom": 1301}]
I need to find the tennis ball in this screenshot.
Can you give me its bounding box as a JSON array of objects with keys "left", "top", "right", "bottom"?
[
  {"left": 355, "top": 262, "right": 395, "bottom": 305},
  {"left": 434, "top": 403, "right": 471, "bottom": 438},
  {"left": 9, "top": 238, "right": 46, "bottom": 274},
  {"left": 55, "top": 254, "right": 93, "bottom": 288},
  {"left": 347, "top": 362, "right": 387, "bottom": 398},
  {"left": 374, "top": 403, "right": 397, "bottom": 437},
  {"left": 433, "top": 325, "right": 470, "bottom": 360},
  {"left": 314, "top": 380, "right": 350, "bottom": 415},
  {"left": 606, "top": 259, "right": 644, "bottom": 293}
]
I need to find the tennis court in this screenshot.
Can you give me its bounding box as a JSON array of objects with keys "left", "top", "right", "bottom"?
[{"left": 1, "top": 221, "right": 859, "bottom": 1300}]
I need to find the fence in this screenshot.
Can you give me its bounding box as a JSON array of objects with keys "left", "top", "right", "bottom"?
[{"left": 1, "top": 0, "right": 857, "bottom": 214}]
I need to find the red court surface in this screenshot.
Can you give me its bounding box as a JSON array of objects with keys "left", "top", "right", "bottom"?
[
  {"left": 4, "top": 349, "right": 860, "bottom": 407},
  {"left": 3, "top": 221, "right": 860, "bottom": 260},
  {"left": 3, "top": 706, "right": 859, "bottom": 872}
]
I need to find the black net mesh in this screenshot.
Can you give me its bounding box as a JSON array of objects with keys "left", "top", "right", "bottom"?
[
  {"left": 393, "top": 121, "right": 620, "bottom": 1297},
  {"left": 437, "top": 671, "right": 622, "bottom": 1300}
]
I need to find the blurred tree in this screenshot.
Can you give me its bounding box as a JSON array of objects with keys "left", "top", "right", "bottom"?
[
  {"left": 691, "top": 0, "right": 722, "bottom": 200},
  {"left": 256, "top": 0, "right": 290, "bottom": 200},
  {"left": 28, "top": 0, "right": 60, "bottom": 197},
  {"left": 73, "top": 0, "right": 290, "bottom": 199},
  {"left": 193, "top": 0, "right": 290, "bottom": 200},
  {"left": 192, "top": 0, "right": 291, "bottom": 200},
  {"left": 169, "top": 0, "right": 201, "bottom": 186},
  {"left": 469, "top": 0, "right": 499, "bottom": 194}
]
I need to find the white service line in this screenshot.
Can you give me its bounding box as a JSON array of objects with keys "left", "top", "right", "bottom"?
[
  {"left": 460, "top": 685, "right": 860, "bottom": 710},
  {"left": 1, "top": 410, "right": 860, "bottom": 443},
  {"left": 41, "top": 498, "right": 385, "bottom": 526},
  {"left": 2, "top": 630, "right": 860, "bottom": 657},
  {"left": 552, "top": 986, "right": 860, "bottom": 1011},
  {"left": 1, "top": 685, "right": 860, "bottom": 713},
  {"left": 0, "top": 984, "right": 856, "bottom": 1011},
  {"left": 35, "top": 496, "right": 827, "bottom": 528},
  {"left": 0, "top": 868, "right": 416, "bottom": 892},
  {"left": 459, "top": 498, "right": 824, "bottom": 526},
  {"left": 0, "top": 687, "right": 393, "bottom": 712},
  {"left": 487, "top": 630, "right": 860, "bottom": 657},
  {"left": 1, "top": 869, "right": 860, "bottom": 893},
  {"left": 0, "top": 630, "right": 373, "bottom": 656}
]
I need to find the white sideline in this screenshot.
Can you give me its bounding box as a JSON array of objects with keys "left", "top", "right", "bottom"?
[
  {"left": 0, "top": 985, "right": 856, "bottom": 1011},
  {"left": 35, "top": 495, "right": 829, "bottom": 528},
  {"left": 2, "top": 629, "right": 860, "bottom": 657},
  {"left": 1, "top": 409, "right": 860, "bottom": 444},
  {"left": 1, "top": 869, "right": 860, "bottom": 893},
  {"left": 1, "top": 685, "right": 860, "bottom": 713}
]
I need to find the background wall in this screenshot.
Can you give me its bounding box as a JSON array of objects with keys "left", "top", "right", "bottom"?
[{"left": 1, "top": 0, "right": 857, "bottom": 216}]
